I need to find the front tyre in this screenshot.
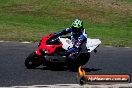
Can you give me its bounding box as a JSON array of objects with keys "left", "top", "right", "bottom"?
[{"left": 25, "top": 52, "right": 43, "bottom": 69}]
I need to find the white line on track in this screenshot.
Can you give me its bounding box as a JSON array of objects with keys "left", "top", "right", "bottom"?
[
  {"left": 20, "top": 41, "right": 32, "bottom": 43},
  {"left": 1, "top": 83, "right": 132, "bottom": 88},
  {"left": 0, "top": 40, "right": 10, "bottom": 42}
]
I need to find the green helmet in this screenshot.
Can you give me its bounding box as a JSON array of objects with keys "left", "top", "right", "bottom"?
[
  {"left": 71, "top": 19, "right": 83, "bottom": 29},
  {"left": 71, "top": 19, "right": 83, "bottom": 33}
]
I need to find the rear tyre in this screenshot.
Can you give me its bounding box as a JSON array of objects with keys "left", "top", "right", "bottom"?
[
  {"left": 79, "top": 53, "right": 90, "bottom": 65},
  {"left": 68, "top": 62, "right": 80, "bottom": 71},
  {"left": 68, "top": 53, "right": 90, "bottom": 71},
  {"left": 25, "top": 52, "right": 43, "bottom": 69}
]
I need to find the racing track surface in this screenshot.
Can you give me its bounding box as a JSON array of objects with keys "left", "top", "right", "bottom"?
[{"left": 0, "top": 42, "right": 132, "bottom": 87}]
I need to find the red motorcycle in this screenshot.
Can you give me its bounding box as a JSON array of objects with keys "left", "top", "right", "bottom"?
[{"left": 25, "top": 33, "right": 101, "bottom": 70}]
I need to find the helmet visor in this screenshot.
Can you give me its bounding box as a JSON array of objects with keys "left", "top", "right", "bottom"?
[{"left": 72, "top": 27, "right": 82, "bottom": 34}]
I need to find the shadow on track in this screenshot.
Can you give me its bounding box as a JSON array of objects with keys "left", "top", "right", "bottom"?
[
  {"left": 33, "top": 66, "right": 101, "bottom": 72},
  {"left": 82, "top": 67, "right": 102, "bottom": 72},
  {"left": 34, "top": 66, "right": 68, "bottom": 71}
]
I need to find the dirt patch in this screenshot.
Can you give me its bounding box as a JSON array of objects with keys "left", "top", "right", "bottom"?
[
  {"left": 66, "top": 0, "right": 132, "bottom": 15},
  {"left": 62, "top": 0, "right": 132, "bottom": 23}
]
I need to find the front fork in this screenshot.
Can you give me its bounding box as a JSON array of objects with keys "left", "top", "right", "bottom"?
[{"left": 35, "top": 49, "right": 46, "bottom": 65}]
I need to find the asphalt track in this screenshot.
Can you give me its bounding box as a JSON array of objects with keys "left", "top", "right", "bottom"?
[{"left": 0, "top": 41, "right": 132, "bottom": 87}]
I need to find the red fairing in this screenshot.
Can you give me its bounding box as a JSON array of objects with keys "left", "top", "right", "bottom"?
[{"left": 35, "top": 34, "right": 62, "bottom": 56}]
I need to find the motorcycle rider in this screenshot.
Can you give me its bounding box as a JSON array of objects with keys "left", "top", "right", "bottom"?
[{"left": 55, "top": 19, "right": 88, "bottom": 61}]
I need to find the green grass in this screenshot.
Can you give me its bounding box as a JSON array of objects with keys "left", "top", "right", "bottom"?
[
  {"left": 0, "top": 0, "right": 132, "bottom": 47},
  {"left": 127, "top": 0, "right": 132, "bottom": 3}
]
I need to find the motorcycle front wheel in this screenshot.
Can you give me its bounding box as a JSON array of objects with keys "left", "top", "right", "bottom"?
[{"left": 25, "top": 52, "right": 43, "bottom": 69}]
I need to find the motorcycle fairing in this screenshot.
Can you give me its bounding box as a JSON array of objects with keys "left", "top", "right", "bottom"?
[
  {"left": 59, "top": 37, "right": 74, "bottom": 50},
  {"left": 35, "top": 34, "right": 62, "bottom": 55},
  {"left": 86, "top": 38, "right": 101, "bottom": 52},
  {"left": 59, "top": 37, "right": 101, "bottom": 52}
]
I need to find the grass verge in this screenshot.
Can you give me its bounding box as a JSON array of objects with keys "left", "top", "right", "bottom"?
[{"left": 0, "top": 0, "right": 132, "bottom": 47}]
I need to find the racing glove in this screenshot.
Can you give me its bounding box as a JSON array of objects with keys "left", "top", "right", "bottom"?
[{"left": 67, "top": 47, "right": 79, "bottom": 61}]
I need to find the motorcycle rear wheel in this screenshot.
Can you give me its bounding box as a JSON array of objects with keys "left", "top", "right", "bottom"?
[
  {"left": 68, "top": 53, "right": 90, "bottom": 71},
  {"left": 25, "top": 52, "right": 43, "bottom": 69}
]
